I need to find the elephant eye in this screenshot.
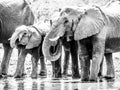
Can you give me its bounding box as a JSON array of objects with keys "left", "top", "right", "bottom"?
[
  {"left": 24, "top": 32, "right": 27, "bottom": 35},
  {"left": 64, "top": 19, "right": 69, "bottom": 24}
]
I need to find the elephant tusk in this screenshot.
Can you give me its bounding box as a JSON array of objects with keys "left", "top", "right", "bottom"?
[
  {"left": 19, "top": 33, "right": 23, "bottom": 41},
  {"left": 49, "top": 36, "right": 60, "bottom": 41},
  {"left": 8, "top": 38, "right": 11, "bottom": 41},
  {"left": 10, "top": 38, "right": 17, "bottom": 48}
]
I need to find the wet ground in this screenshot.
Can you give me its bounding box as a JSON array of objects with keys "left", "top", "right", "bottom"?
[
  {"left": 1, "top": 77, "right": 120, "bottom": 90},
  {"left": 1, "top": 48, "right": 120, "bottom": 90}
]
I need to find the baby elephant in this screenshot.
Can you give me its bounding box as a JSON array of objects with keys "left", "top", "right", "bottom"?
[{"left": 10, "top": 23, "right": 49, "bottom": 78}]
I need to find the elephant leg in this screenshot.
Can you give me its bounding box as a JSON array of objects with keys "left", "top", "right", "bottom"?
[
  {"left": 14, "top": 48, "right": 27, "bottom": 78},
  {"left": 98, "top": 56, "right": 104, "bottom": 77},
  {"left": 39, "top": 56, "right": 47, "bottom": 77},
  {"left": 62, "top": 49, "right": 70, "bottom": 77},
  {"left": 78, "top": 42, "right": 90, "bottom": 81},
  {"left": 31, "top": 53, "right": 39, "bottom": 78},
  {"left": 70, "top": 40, "right": 80, "bottom": 79},
  {"left": 51, "top": 57, "right": 62, "bottom": 78},
  {"left": 0, "top": 43, "right": 13, "bottom": 77},
  {"left": 89, "top": 39, "right": 105, "bottom": 81},
  {"left": 18, "top": 49, "right": 25, "bottom": 77},
  {"left": 104, "top": 53, "right": 115, "bottom": 79}
]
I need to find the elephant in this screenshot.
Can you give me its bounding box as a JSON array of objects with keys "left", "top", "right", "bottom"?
[
  {"left": 9, "top": 23, "right": 49, "bottom": 78},
  {"left": 42, "top": 1, "right": 120, "bottom": 81},
  {"left": 50, "top": 36, "right": 80, "bottom": 78},
  {"left": 0, "top": 0, "right": 34, "bottom": 78},
  {"left": 42, "top": 11, "right": 82, "bottom": 79}
]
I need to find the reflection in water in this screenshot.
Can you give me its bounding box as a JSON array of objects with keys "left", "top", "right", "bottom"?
[
  {"left": 18, "top": 81, "right": 24, "bottom": 90},
  {"left": 32, "top": 82, "right": 37, "bottom": 90},
  {"left": 0, "top": 78, "right": 120, "bottom": 90},
  {"left": 4, "top": 81, "right": 9, "bottom": 90},
  {"left": 40, "top": 81, "right": 44, "bottom": 90}
]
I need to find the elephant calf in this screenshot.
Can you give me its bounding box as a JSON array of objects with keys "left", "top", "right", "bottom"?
[{"left": 10, "top": 23, "right": 49, "bottom": 78}]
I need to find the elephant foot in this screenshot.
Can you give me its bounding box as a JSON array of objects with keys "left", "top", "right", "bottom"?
[
  {"left": 14, "top": 73, "right": 23, "bottom": 78},
  {"left": 89, "top": 77, "right": 97, "bottom": 82},
  {"left": 89, "top": 76, "right": 97, "bottom": 82},
  {"left": 81, "top": 78, "right": 89, "bottom": 82},
  {"left": 72, "top": 73, "right": 81, "bottom": 79},
  {"left": 14, "top": 75, "right": 22, "bottom": 78},
  {"left": 98, "top": 72, "right": 103, "bottom": 77},
  {"left": 52, "top": 67, "right": 62, "bottom": 78},
  {"left": 39, "top": 71, "right": 47, "bottom": 77},
  {"left": 103, "top": 75, "right": 115, "bottom": 80},
  {"left": 52, "top": 74, "right": 62, "bottom": 78},
  {"left": 62, "top": 73, "right": 71, "bottom": 78},
  {"left": 7, "top": 75, "right": 13, "bottom": 77},
  {"left": 2, "top": 72, "right": 7, "bottom": 76},
  {"left": 62, "top": 75, "right": 68, "bottom": 79},
  {"left": 21, "top": 73, "right": 26, "bottom": 77},
  {"left": 0, "top": 73, "right": 8, "bottom": 78},
  {"left": 89, "top": 75, "right": 98, "bottom": 82},
  {"left": 56, "top": 72, "right": 62, "bottom": 78},
  {"left": 0, "top": 74, "right": 3, "bottom": 78},
  {"left": 52, "top": 73, "right": 62, "bottom": 78},
  {"left": 89, "top": 79, "right": 97, "bottom": 82},
  {"left": 31, "top": 73, "right": 37, "bottom": 79}
]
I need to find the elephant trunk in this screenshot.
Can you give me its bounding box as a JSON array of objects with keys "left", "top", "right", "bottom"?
[
  {"left": 10, "top": 32, "right": 19, "bottom": 48},
  {"left": 42, "top": 30, "right": 62, "bottom": 61}
]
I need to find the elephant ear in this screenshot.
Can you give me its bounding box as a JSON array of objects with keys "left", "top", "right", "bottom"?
[
  {"left": 22, "top": 5, "right": 34, "bottom": 25},
  {"left": 74, "top": 7, "right": 105, "bottom": 40},
  {"left": 25, "top": 26, "right": 42, "bottom": 49}
]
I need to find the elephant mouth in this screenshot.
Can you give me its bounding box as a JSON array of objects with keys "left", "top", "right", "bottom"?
[
  {"left": 15, "top": 39, "right": 20, "bottom": 46},
  {"left": 12, "top": 39, "right": 25, "bottom": 48},
  {"left": 15, "top": 38, "right": 27, "bottom": 46}
]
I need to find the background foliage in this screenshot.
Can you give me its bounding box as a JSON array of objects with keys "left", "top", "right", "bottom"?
[{"left": 28, "top": 0, "right": 111, "bottom": 23}]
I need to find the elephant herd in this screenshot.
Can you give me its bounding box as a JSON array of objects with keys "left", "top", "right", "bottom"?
[{"left": 0, "top": 0, "right": 120, "bottom": 82}]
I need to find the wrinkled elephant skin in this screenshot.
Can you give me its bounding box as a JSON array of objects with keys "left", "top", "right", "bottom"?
[{"left": 42, "top": 2, "right": 120, "bottom": 82}]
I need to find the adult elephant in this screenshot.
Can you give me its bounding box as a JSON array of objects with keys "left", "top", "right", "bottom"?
[
  {"left": 43, "top": 20, "right": 80, "bottom": 78},
  {"left": 10, "top": 23, "right": 49, "bottom": 78},
  {"left": 0, "top": 0, "right": 34, "bottom": 78},
  {"left": 42, "top": 1, "right": 119, "bottom": 81}
]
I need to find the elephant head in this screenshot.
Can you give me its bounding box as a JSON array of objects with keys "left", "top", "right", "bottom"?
[
  {"left": 10, "top": 24, "right": 43, "bottom": 49},
  {"left": 74, "top": 6, "right": 106, "bottom": 40},
  {"left": 42, "top": 7, "right": 85, "bottom": 61},
  {"left": 50, "top": 6, "right": 106, "bottom": 41}
]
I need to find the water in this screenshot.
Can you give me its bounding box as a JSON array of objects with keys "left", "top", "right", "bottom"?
[{"left": 0, "top": 77, "right": 120, "bottom": 90}]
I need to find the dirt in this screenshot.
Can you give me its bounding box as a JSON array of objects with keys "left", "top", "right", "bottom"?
[{"left": 0, "top": 77, "right": 120, "bottom": 90}]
